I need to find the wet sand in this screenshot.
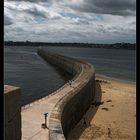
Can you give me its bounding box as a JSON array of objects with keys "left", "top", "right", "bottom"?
[{"left": 67, "top": 75, "right": 136, "bottom": 140}]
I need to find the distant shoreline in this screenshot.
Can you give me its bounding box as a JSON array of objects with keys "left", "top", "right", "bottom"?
[{"left": 4, "top": 41, "right": 136, "bottom": 50}]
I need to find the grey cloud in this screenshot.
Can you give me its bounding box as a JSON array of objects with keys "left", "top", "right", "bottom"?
[
  {"left": 96, "top": 25, "right": 107, "bottom": 33},
  {"left": 130, "top": 21, "right": 136, "bottom": 25},
  {"left": 70, "top": 18, "right": 90, "bottom": 25},
  {"left": 25, "top": 5, "right": 62, "bottom": 20},
  {"left": 67, "top": 0, "right": 136, "bottom": 16},
  {"left": 93, "top": 0, "right": 135, "bottom": 10},
  {"left": 4, "top": 15, "right": 13, "bottom": 25},
  {"left": 76, "top": 18, "right": 90, "bottom": 25},
  {"left": 5, "top": 2, "right": 62, "bottom": 22},
  {"left": 6, "top": 2, "right": 47, "bottom": 18},
  {"left": 6, "top": 0, "right": 49, "bottom": 2},
  {"left": 26, "top": 6, "right": 47, "bottom": 18},
  {"left": 4, "top": 0, "right": 136, "bottom": 43}
]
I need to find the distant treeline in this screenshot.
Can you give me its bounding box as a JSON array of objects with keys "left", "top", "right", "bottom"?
[{"left": 4, "top": 41, "right": 136, "bottom": 50}]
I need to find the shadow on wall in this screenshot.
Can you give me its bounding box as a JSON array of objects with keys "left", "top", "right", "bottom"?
[{"left": 67, "top": 81, "right": 102, "bottom": 140}]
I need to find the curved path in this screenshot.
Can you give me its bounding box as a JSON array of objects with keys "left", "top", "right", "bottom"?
[{"left": 21, "top": 49, "right": 95, "bottom": 140}]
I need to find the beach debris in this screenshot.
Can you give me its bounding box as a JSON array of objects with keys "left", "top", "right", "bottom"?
[
  {"left": 107, "top": 128, "right": 112, "bottom": 138},
  {"left": 106, "top": 100, "right": 112, "bottom": 102},
  {"left": 91, "top": 101, "right": 104, "bottom": 107},
  {"left": 95, "top": 79, "right": 109, "bottom": 84},
  {"left": 83, "top": 117, "right": 87, "bottom": 127},
  {"left": 84, "top": 65, "right": 87, "bottom": 69},
  {"left": 101, "top": 107, "right": 109, "bottom": 111},
  {"left": 68, "top": 80, "right": 72, "bottom": 87},
  {"left": 80, "top": 125, "right": 104, "bottom": 139}
]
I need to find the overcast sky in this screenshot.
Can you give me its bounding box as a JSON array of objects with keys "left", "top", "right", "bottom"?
[{"left": 4, "top": 0, "right": 136, "bottom": 43}]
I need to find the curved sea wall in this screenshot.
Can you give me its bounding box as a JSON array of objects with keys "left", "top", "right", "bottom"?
[{"left": 37, "top": 49, "right": 95, "bottom": 139}]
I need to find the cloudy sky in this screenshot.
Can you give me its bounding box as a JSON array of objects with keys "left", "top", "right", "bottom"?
[{"left": 4, "top": 0, "right": 136, "bottom": 43}]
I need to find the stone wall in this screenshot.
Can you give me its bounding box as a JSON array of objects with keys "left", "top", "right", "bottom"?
[
  {"left": 37, "top": 49, "right": 95, "bottom": 139},
  {"left": 4, "top": 85, "right": 21, "bottom": 140}
]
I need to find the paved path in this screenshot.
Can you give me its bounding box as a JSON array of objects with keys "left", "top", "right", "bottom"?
[
  {"left": 21, "top": 63, "right": 92, "bottom": 140},
  {"left": 21, "top": 82, "right": 73, "bottom": 140},
  {"left": 21, "top": 75, "right": 82, "bottom": 139}
]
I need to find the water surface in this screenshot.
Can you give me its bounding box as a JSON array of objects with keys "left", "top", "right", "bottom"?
[{"left": 4, "top": 46, "right": 136, "bottom": 105}]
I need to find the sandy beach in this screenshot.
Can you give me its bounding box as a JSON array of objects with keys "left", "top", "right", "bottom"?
[{"left": 67, "top": 75, "right": 136, "bottom": 140}]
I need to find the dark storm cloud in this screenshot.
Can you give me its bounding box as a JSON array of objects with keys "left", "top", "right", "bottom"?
[
  {"left": 68, "top": 0, "right": 136, "bottom": 16},
  {"left": 4, "top": 0, "right": 136, "bottom": 43},
  {"left": 5, "top": 0, "right": 136, "bottom": 16}
]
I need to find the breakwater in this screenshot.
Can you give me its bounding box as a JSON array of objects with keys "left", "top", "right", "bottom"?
[{"left": 37, "top": 49, "right": 95, "bottom": 139}]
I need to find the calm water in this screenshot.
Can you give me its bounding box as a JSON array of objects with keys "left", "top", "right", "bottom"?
[
  {"left": 43, "top": 46, "right": 136, "bottom": 82},
  {"left": 4, "top": 46, "right": 72, "bottom": 105},
  {"left": 4, "top": 46, "right": 136, "bottom": 105}
]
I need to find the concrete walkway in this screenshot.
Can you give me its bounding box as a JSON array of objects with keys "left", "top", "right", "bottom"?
[
  {"left": 21, "top": 82, "right": 72, "bottom": 140},
  {"left": 21, "top": 77, "right": 83, "bottom": 140},
  {"left": 21, "top": 63, "right": 92, "bottom": 140}
]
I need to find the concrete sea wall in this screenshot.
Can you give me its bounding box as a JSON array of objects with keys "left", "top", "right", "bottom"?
[
  {"left": 4, "top": 85, "right": 21, "bottom": 140},
  {"left": 37, "top": 49, "right": 95, "bottom": 139}
]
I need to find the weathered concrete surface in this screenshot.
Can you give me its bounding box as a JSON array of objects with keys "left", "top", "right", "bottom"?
[
  {"left": 4, "top": 85, "right": 21, "bottom": 140},
  {"left": 38, "top": 49, "right": 95, "bottom": 139},
  {"left": 21, "top": 49, "right": 95, "bottom": 140},
  {"left": 21, "top": 82, "right": 77, "bottom": 140}
]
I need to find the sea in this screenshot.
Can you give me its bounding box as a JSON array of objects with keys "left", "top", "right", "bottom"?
[{"left": 4, "top": 46, "right": 136, "bottom": 105}]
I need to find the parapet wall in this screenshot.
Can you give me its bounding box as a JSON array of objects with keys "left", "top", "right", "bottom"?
[
  {"left": 4, "top": 85, "right": 21, "bottom": 140},
  {"left": 37, "top": 49, "right": 95, "bottom": 139}
]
